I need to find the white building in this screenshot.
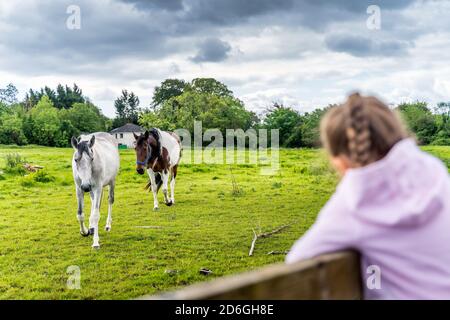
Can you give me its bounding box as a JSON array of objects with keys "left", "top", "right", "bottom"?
[{"left": 110, "top": 123, "right": 144, "bottom": 148}]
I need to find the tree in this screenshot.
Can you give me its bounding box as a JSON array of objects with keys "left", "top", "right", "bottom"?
[
  {"left": 60, "top": 102, "right": 107, "bottom": 134},
  {"left": 27, "top": 96, "right": 62, "bottom": 146},
  {"left": 113, "top": 90, "right": 140, "bottom": 128},
  {"left": 1, "top": 85, "right": 108, "bottom": 147},
  {"left": 432, "top": 102, "right": 450, "bottom": 145},
  {"left": 23, "top": 84, "right": 85, "bottom": 110},
  {"left": 299, "top": 107, "right": 330, "bottom": 148},
  {"left": 55, "top": 84, "right": 68, "bottom": 109},
  {"left": 151, "top": 78, "right": 234, "bottom": 110},
  {"left": 58, "top": 120, "right": 78, "bottom": 147},
  {"left": 190, "top": 78, "right": 233, "bottom": 97},
  {"left": 142, "top": 78, "right": 258, "bottom": 144},
  {"left": 140, "top": 90, "right": 257, "bottom": 134},
  {"left": 435, "top": 102, "right": 450, "bottom": 133},
  {"left": 0, "top": 112, "right": 27, "bottom": 145},
  {"left": 397, "top": 102, "right": 437, "bottom": 145},
  {"left": 24, "top": 89, "right": 40, "bottom": 111},
  {"left": 0, "top": 101, "right": 8, "bottom": 115},
  {"left": 151, "top": 79, "right": 187, "bottom": 108},
  {"left": 263, "top": 103, "right": 302, "bottom": 147},
  {"left": 0, "top": 83, "right": 19, "bottom": 105}
]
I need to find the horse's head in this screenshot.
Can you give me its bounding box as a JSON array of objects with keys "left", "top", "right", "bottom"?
[
  {"left": 71, "top": 135, "right": 96, "bottom": 192},
  {"left": 133, "top": 130, "right": 153, "bottom": 175}
]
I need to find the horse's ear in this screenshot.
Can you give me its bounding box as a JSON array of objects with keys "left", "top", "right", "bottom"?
[
  {"left": 133, "top": 132, "right": 139, "bottom": 140},
  {"left": 89, "top": 135, "right": 95, "bottom": 148},
  {"left": 71, "top": 136, "right": 78, "bottom": 149},
  {"left": 144, "top": 130, "right": 149, "bottom": 139}
]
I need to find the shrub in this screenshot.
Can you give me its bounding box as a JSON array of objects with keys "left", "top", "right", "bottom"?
[
  {"left": 3, "top": 153, "right": 26, "bottom": 175},
  {"left": 431, "top": 130, "right": 450, "bottom": 146},
  {"left": 33, "top": 170, "right": 55, "bottom": 183},
  {"left": 431, "top": 137, "right": 450, "bottom": 146},
  {"left": 307, "top": 158, "right": 335, "bottom": 176},
  {"left": 20, "top": 175, "right": 36, "bottom": 187},
  {"left": 5, "top": 153, "right": 24, "bottom": 168},
  {"left": 271, "top": 182, "right": 282, "bottom": 189},
  {"left": 19, "top": 170, "right": 55, "bottom": 187}
]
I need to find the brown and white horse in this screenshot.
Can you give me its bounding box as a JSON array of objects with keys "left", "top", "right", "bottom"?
[{"left": 133, "top": 128, "right": 181, "bottom": 211}]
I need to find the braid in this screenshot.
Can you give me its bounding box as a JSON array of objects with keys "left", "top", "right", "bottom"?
[
  {"left": 321, "top": 92, "right": 408, "bottom": 168},
  {"left": 346, "top": 93, "right": 371, "bottom": 166}
]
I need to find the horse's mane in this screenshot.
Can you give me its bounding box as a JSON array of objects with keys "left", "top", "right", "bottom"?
[{"left": 149, "top": 128, "right": 162, "bottom": 158}]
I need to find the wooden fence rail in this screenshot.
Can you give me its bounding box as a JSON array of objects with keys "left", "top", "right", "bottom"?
[{"left": 139, "top": 251, "right": 362, "bottom": 300}]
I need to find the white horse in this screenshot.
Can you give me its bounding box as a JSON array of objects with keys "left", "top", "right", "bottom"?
[{"left": 71, "top": 132, "right": 120, "bottom": 249}]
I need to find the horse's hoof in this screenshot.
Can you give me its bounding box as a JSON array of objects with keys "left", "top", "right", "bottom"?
[
  {"left": 105, "top": 226, "right": 111, "bottom": 232},
  {"left": 153, "top": 207, "right": 160, "bottom": 211},
  {"left": 92, "top": 245, "right": 100, "bottom": 250},
  {"left": 165, "top": 201, "right": 173, "bottom": 207},
  {"left": 80, "top": 231, "right": 90, "bottom": 237}
]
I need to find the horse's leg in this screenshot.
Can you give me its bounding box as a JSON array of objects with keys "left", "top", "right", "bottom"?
[
  {"left": 105, "top": 181, "right": 114, "bottom": 232},
  {"left": 76, "top": 186, "right": 89, "bottom": 236},
  {"left": 89, "top": 187, "right": 102, "bottom": 249},
  {"left": 170, "top": 165, "right": 177, "bottom": 205},
  {"left": 147, "top": 169, "right": 159, "bottom": 211},
  {"left": 88, "top": 190, "right": 96, "bottom": 232},
  {"left": 161, "top": 169, "right": 172, "bottom": 206}
]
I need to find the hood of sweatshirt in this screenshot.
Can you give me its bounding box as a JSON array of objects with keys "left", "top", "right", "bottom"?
[{"left": 337, "top": 138, "right": 449, "bottom": 227}]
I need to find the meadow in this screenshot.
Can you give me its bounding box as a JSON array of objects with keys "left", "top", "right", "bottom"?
[{"left": 0, "top": 145, "right": 448, "bottom": 299}]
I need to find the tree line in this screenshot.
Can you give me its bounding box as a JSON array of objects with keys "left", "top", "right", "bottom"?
[
  {"left": 0, "top": 80, "right": 448, "bottom": 147},
  {"left": 259, "top": 100, "right": 449, "bottom": 147},
  {"left": 0, "top": 84, "right": 109, "bottom": 146},
  {"left": 140, "top": 78, "right": 450, "bottom": 147}
]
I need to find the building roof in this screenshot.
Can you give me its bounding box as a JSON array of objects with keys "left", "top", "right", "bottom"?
[{"left": 110, "top": 123, "right": 145, "bottom": 134}]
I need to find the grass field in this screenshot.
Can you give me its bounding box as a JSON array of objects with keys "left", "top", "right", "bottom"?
[{"left": 0, "top": 145, "right": 448, "bottom": 299}]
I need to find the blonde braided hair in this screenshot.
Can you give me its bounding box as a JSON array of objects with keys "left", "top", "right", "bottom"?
[
  {"left": 321, "top": 92, "right": 408, "bottom": 167},
  {"left": 346, "top": 93, "right": 372, "bottom": 167}
]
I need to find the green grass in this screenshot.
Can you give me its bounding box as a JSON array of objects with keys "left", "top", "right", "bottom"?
[{"left": 0, "top": 145, "right": 448, "bottom": 299}]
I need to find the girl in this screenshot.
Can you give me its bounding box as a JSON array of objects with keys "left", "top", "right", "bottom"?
[{"left": 286, "top": 93, "right": 450, "bottom": 299}]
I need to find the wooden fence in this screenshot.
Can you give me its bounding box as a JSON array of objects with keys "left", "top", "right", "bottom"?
[{"left": 139, "top": 251, "right": 362, "bottom": 300}]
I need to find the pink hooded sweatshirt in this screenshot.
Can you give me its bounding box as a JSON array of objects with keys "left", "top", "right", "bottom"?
[{"left": 286, "top": 138, "right": 450, "bottom": 299}]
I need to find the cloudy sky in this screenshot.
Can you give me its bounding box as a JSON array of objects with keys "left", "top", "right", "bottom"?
[{"left": 0, "top": 0, "right": 449, "bottom": 117}]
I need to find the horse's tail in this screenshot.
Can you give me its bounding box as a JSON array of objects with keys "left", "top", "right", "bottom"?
[{"left": 144, "top": 173, "right": 162, "bottom": 192}]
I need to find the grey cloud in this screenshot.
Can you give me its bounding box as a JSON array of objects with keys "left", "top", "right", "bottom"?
[
  {"left": 325, "top": 34, "right": 412, "bottom": 57},
  {"left": 3, "top": 0, "right": 448, "bottom": 118},
  {"left": 191, "top": 38, "right": 231, "bottom": 62},
  {"left": 0, "top": 0, "right": 430, "bottom": 88},
  {"left": 0, "top": 0, "right": 421, "bottom": 76},
  {"left": 300, "top": 0, "right": 415, "bottom": 13},
  {"left": 121, "top": 0, "right": 184, "bottom": 11},
  {"left": 184, "top": 0, "right": 294, "bottom": 25},
  {"left": 124, "top": 0, "right": 415, "bottom": 29},
  {"left": 284, "top": 0, "right": 416, "bottom": 31},
  {"left": 0, "top": 0, "right": 182, "bottom": 75},
  {"left": 175, "top": 0, "right": 417, "bottom": 33}
]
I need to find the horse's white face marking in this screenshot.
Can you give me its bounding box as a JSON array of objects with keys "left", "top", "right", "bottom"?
[
  {"left": 72, "top": 136, "right": 96, "bottom": 192},
  {"left": 73, "top": 151, "right": 94, "bottom": 189}
]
